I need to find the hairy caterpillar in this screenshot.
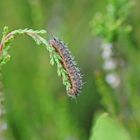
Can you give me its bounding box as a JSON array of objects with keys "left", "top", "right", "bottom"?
[{"left": 49, "top": 37, "right": 83, "bottom": 97}]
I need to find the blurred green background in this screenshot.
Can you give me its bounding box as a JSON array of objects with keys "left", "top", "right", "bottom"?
[{"left": 0, "top": 0, "right": 140, "bottom": 140}]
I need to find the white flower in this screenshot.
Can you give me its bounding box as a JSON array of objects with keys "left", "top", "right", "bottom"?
[
  {"left": 101, "top": 43, "right": 112, "bottom": 50},
  {"left": 103, "top": 59, "right": 116, "bottom": 70},
  {"left": 101, "top": 43, "right": 113, "bottom": 59},
  {"left": 0, "top": 122, "right": 7, "bottom": 132},
  {"left": 105, "top": 73, "right": 120, "bottom": 88}
]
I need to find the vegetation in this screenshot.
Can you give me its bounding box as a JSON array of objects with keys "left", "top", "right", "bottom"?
[{"left": 0, "top": 0, "right": 140, "bottom": 140}]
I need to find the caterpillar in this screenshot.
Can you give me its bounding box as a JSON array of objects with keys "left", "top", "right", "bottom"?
[{"left": 49, "top": 37, "right": 83, "bottom": 97}]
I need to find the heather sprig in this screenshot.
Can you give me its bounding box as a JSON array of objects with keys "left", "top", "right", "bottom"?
[
  {"left": 0, "top": 26, "right": 74, "bottom": 96},
  {"left": 91, "top": 0, "right": 134, "bottom": 42}
]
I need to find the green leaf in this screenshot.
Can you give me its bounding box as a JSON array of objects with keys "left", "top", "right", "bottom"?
[
  {"left": 89, "top": 113, "right": 131, "bottom": 140},
  {"left": 50, "top": 57, "right": 55, "bottom": 66},
  {"left": 2, "top": 26, "right": 9, "bottom": 39}
]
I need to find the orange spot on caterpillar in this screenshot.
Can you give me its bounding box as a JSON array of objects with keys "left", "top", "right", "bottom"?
[{"left": 49, "top": 37, "right": 83, "bottom": 97}]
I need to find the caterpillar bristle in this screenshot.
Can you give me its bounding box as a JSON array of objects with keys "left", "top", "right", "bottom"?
[{"left": 49, "top": 37, "right": 83, "bottom": 97}]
